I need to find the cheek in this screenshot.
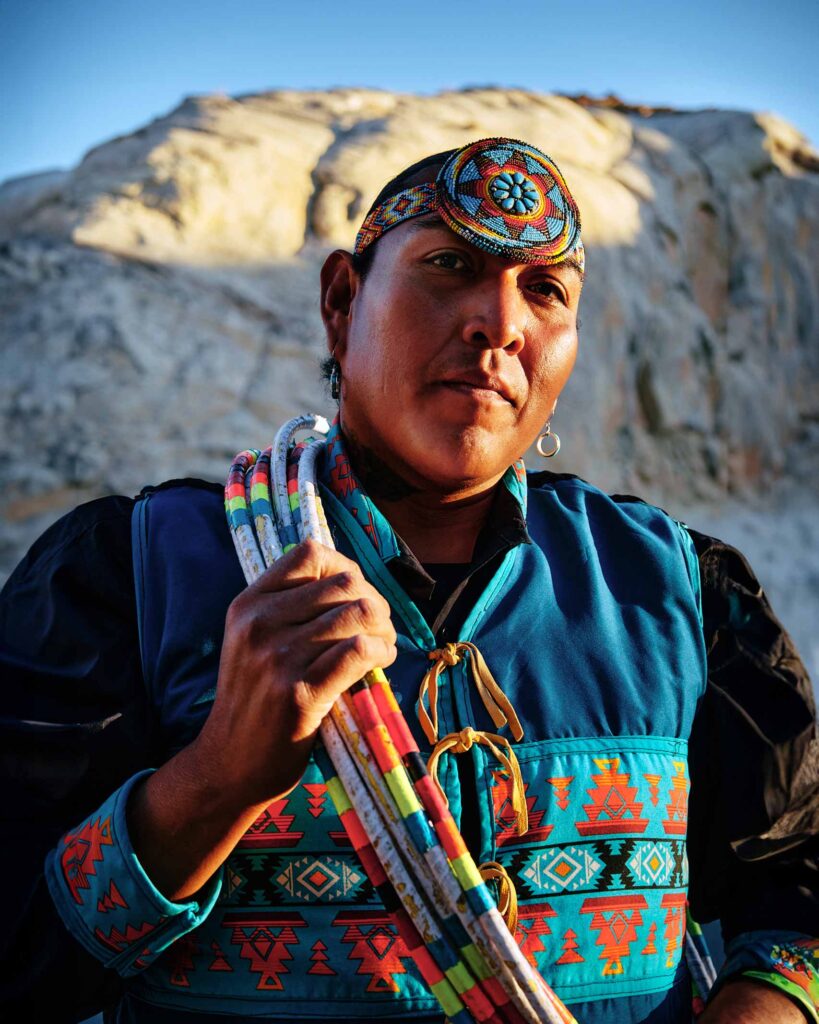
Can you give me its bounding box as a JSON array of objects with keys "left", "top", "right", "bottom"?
[
  {"left": 347, "top": 295, "right": 395, "bottom": 375},
  {"left": 343, "top": 310, "right": 417, "bottom": 411},
  {"left": 350, "top": 289, "right": 435, "bottom": 389},
  {"left": 527, "top": 326, "right": 578, "bottom": 396}
]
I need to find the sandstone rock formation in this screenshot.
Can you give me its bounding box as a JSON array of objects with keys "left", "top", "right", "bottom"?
[{"left": 1, "top": 88, "right": 817, "bottom": 676}]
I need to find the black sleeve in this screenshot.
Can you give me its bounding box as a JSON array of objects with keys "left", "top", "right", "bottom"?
[
  {"left": 686, "top": 529, "right": 819, "bottom": 940},
  {"left": 0, "top": 496, "right": 160, "bottom": 1020}
]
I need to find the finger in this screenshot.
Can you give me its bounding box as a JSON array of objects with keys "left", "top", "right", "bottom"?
[
  {"left": 297, "top": 596, "right": 397, "bottom": 647},
  {"left": 301, "top": 634, "right": 398, "bottom": 706},
  {"left": 234, "top": 572, "right": 392, "bottom": 634},
  {"left": 249, "top": 539, "right": 363, "bottom": 594},
  {"left": 259, "top": 596, "right": 396, "bottom": 676},
  {"left": 282, "top": 571, "right": 392, "bottom": 623}
]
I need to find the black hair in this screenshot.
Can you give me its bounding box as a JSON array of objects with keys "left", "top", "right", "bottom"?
[
  {"left": 320, "top": 354, "right": 337, "bottom": 392},
  {"left": 351, "top": 246, "right": 376, "bottom": 282},
  {"left": 364, "top": 149, "right": 455, "bottom": 211},
  {"left": 351, "top": 148, "right": 458, "bottom": 283}
]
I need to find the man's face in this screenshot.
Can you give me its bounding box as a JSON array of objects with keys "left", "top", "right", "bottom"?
[{"left": 326, "top": 215, "right": 582, "bottom": 494}]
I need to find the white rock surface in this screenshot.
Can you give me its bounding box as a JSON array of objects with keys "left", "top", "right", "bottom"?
[{"left": 1, "top": 88, "right": 817, "bottom": 684}]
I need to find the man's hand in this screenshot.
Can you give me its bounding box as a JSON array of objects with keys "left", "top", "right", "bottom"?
[
  {"left": 701, "top": 978, "right": 810, "bottom": 1023},
  {"left": 198, "top": 538, "right": 397, "bottom": 804},
  {"left": 129, "top": 540, "right": 397, "bottom": 901}
]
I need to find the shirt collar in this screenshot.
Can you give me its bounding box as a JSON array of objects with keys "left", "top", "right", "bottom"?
[{"left": 389, "top": 479, "right": 531, "bottom": 604}]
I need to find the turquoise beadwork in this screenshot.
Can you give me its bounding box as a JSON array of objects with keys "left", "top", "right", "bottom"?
[{"left": 489, "top": 171, "right": 541, "bottom": 215}]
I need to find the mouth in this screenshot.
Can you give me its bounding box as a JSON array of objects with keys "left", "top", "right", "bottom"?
[{"left": 436, "top": 376, "right": 515, "bottom": 405}]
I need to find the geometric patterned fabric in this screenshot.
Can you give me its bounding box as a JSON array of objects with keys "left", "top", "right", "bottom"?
[
  {"left": 42, "top": 467, "right": 816, "bottom": 1021},
  {"left": 44, "top": 771, "right": 222, "bottom": 977},
  {"left": 49, "top": 730, "right": 817, "bottom": 1017},
  {"left": 46, "top": 741, "right": 696, "bottom": 1009},
  {"left": 485, "top": 744, "right": 693, "bottom": 995}
]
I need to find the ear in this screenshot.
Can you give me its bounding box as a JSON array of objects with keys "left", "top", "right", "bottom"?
[{"left": 320, "top": 250, "right": 359, "bottom": 359}]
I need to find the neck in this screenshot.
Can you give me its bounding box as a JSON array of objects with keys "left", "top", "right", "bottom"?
[
  {"left": 343, "top": 431, "right": 502, "bottom": 563},
  {"left": 378, "top": 486, "right": 501, "bottom": 563}
]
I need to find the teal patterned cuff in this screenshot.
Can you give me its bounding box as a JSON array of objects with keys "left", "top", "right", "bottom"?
[
  {"left": 45, "top": 770, "right": 222, "bottom": 976},
  {"left": 715, "top": 930, "right": 819, "bottom": 1022}
]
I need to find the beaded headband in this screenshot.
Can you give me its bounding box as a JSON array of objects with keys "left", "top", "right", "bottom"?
[{"left": 354, "top": 137, "right": 584, "bottom": 272}]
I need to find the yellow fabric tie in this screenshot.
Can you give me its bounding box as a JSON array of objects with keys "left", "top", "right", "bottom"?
[
  {"left": 426, "top": 726, "right": 529, "bottom": 837},
  {"left": 417, "top": 642, "right": 523, "bottom": 745},
  {"left": 479, "top": 860, "right": 519, "bottom": 935}
]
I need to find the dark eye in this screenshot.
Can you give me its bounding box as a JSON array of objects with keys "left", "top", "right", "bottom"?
[
  {"left": 428, "top": 251, "right": 468, "bottom": 270},
  {"left": 529, "top": 279, "right": 563, "bottom": 299}
]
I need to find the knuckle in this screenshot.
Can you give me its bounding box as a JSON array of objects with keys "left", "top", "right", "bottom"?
[
  {"left": 287, "top": 541, "right": 314, "bottom": 570},
  {"left": 258, "top": 560, "right": 280, "bottom": 583},
  {"left": 362, "top": 584, "right": 390, "bottom": 616},
  {"left": 354, "top": 596, "right": 376, "bottom": 624},
  {"left": 346, "top": 634, "right": 369, "bottom": 660},
  {"left": 337, "top": 570, "right": 358, "bottom": 594},
  {"left": 284, "top": 538, "right": 321, "bottom": 576},
  {"left": 225, "top": 597, "right": 250, "bottom": 636},
  {"left": 225, "top": 597, "right": 242, "bottom": 629},
  {"left": 300, "top": 537, "right": 322, "bottom": 558},
  {"left": 338, "top": 553, "right": 363, "bottom": 577}
]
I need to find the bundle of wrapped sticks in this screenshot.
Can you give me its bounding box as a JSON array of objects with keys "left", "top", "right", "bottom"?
[{"left": 225, "top": 413, "right": 579, "bottom": 1024}]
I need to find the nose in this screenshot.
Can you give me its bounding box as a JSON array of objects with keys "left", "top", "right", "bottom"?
[{"left": 461, "top": 272, "right": 526, "bottom": 354}]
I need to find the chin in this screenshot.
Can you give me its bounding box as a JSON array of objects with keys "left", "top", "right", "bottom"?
[{"left": 406, "top": 424, "right": 517, "bottom": 489}]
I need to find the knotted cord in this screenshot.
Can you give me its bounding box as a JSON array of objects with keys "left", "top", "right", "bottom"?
[
  {"left": 428, "top": 726, "right": 529, "bottom": 837},
  {"left": 419, "top": 647, "right": 528, "bottom": 842},
  {"left": 225, "top": 414, "right": 578, "bottom": 1024},
  {"left": 418, "top": 642, "right": 524, "bottom": 745}
]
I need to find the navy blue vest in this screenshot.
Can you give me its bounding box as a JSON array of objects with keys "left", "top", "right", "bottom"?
[{"left": 127, "top": 474, "right": 706, "bottom": 1023}]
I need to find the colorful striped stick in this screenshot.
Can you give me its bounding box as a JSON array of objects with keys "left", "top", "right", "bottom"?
[
  {"left": 312, "top": 740, "right": 480, "bottom": 1024},
  {"left": 329, "top": 691, "right": 525, "bottom": 1023},
  {"left": 338, "top": 680, "right": 567, "bottom": 1023},
  {"left": 227, "top": 443, "right": 509, "bottom": 1020},
  {"left": 319, "top": 708, "right": 508, "bottom": 1024},
  {"left": 225, "top": 415, "right": 578, "bottom": 1024},
  {"left": 229, "top": 446, "right": 522, "bottom": 1022}
]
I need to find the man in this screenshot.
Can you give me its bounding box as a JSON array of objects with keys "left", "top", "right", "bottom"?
[{"left": 1, "top": 138, "right": 817, "bottom": 1023}]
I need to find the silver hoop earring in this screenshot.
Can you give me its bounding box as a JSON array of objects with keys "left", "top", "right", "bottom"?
[
  {"left": 329, "top": 359, "right": 341, "bottom": 401},
  {"left": 536, "top": 424, "right": 561, "bottom": 458}
]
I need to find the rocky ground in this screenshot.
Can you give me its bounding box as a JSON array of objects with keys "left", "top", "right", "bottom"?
[{"left": 1, "top": 87, "right": 817, "bottom": 686}]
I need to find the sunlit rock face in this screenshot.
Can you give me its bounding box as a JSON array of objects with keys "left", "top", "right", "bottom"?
[{"left": 1, "top": 87, "right": 817, "bottom": 675}]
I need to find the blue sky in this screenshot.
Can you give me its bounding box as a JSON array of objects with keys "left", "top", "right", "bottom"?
[{"left": 1, "top": 0, "right": 817, "bottom": 184}]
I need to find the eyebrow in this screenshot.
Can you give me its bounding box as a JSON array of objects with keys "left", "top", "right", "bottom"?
[
  {"left": 405, "top": 215, "right": 585, "bottom": 282},
  {"left": 403, "top": 217, "right": 443, "bottom": 232}
]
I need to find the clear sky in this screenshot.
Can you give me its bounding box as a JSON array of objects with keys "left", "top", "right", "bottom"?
[{"left": 1, "top": 0, "right": 817, "bottom": 184}]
